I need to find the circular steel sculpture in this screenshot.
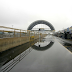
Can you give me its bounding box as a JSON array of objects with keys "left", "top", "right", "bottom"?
[{"left": 27, "top": 20, "right": 55, "bottom": 30}]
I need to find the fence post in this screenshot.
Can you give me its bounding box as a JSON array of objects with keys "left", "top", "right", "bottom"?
[
  {"left": 20, "top": 30, "right": 21, "bottom": 37},
  {"left": 29, "top": 31, "right": 30, "bottom": 41},
  {"left": 34, "top": 32, "right": 35, "bottom": 39},
  {"left": 3, "top": 30, "right": 4, "bottom": 38},
  {"left": 14, "top": 29, "right": 15, "bottom": 37}
]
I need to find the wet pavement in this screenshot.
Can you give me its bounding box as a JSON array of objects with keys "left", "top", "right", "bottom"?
[{"left": 0, "top": 35, "right": 72, "bottom": 72}]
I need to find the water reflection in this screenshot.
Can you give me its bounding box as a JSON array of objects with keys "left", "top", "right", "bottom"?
[
  {"left": 32, "top": 36, "right": 54, "bottom": 51},
  {"left": 32, "top": 41, "right": 54, "bottom": 51},
  {"left": 0, "top": 40, "right": 38, "bottom": 72},
  {"left": 63, "top": 42, "right": 72, "bottom": 52},
  {"left": 1, "top": 48, "right": 32, "bottom": 72},
  {"left": 2, "top": 36, "right": 72, "bottom": 72},
  {"left": 0, "top": 36, "right": 54, "bottom": 72},
  {"left": 55, "top": 36, "right": 72, "bottom": 53}
]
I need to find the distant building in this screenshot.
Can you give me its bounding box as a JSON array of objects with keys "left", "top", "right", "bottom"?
[
  {"left": 69, "top": 26, "right": 72, "bottom": 33},
  {"left": 69, "top": 26, "right": 72, "bottom": 31},
  {"left": 67, "top": 28, "right": 69, "bottom": 32}
]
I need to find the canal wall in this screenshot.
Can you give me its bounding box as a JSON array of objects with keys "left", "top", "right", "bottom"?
[
  {"left": 0, "top": 40, "right": 39, "bottom": 66},
  {"left": 0, "top": 34, "right": 46, "bottom": 52}
]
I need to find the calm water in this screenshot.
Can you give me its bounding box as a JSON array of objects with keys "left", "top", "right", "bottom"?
[{"left": 0, "top": 35, "right": 72, "bottom": 72}]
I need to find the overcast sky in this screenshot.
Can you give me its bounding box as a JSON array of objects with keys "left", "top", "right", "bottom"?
[{"left": 0, "top": 0, "right": 72, "bottom": 31}]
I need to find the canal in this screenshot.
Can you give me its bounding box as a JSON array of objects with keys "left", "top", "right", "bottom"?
[{"left": 0, "top": 35, "right": 72, "bottom": 72}]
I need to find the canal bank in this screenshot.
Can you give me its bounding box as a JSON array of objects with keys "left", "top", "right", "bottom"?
[
  {"left": 0, "top": 34, "right": 46, "bottom": 52},
  {"left": 0, "top": 35, "right": 72, "bottom": 72}
]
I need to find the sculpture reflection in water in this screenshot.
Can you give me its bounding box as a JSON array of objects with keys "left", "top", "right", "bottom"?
[
  {"left": 32, "top": 38, "right": 54, "bottom": 51},
  {"left": 0, "top": 37, "right": 54, "bottom": 72}
]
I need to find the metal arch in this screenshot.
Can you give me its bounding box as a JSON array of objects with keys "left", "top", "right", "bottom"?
[{"left": 27, "top": 20, "right": 55, "bottom": 30}]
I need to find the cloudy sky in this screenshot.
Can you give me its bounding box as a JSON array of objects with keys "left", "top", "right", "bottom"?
[{"left": 0, "top": 0, "right": 72, "bottom": 31}]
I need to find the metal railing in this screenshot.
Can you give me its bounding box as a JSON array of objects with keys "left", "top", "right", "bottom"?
[{"left": 0, "top": 26, "right": 39, "bottom": 38}]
